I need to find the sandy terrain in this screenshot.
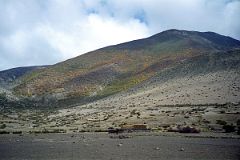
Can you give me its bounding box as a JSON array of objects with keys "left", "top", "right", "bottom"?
[{"left": 0, "top": 133, "right": 240, "bottom": 160}]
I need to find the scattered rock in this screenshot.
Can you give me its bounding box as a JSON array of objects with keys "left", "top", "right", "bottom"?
[
  {"left": 119, "top": 135, "right": 132, "bottom": 139},
  {"left": 117, "top": 143, "right": 123, "bottom": 147},
  {"left": 155, "top": 147, "right": 160, "bottom": 150}
]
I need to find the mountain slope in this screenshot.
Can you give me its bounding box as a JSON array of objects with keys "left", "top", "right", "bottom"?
[
  {"left": 0, "top": 66, "right": 49, "bottom": 88},
  {"left": 3, "top": 29, "right": 240, "bottom": 108}
]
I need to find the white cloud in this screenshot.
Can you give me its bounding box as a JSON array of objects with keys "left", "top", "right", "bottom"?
[
  {"left": 0, "top": 0, "right": 239, "bottom": 70},
  {"left": 2, "top": 30, "right": 28, "bottom": 56},
  {"left": 35, "top": 13, "right": 148, "bottom": 59},
  {"left": 221, "top": 1, "right": 240, "bottom": 38}
]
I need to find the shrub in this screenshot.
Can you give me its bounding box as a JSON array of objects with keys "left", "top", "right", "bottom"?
[
  {"left": 202, "top": 119, "right": 210, "bottom": 124},
  {"left": 237, "top": 119, "right": 240, "bottom": 126},
  {"left": 223, "top": 124, "right": 235, "bottom": 133},
  {"left": 0, "top": 124, "right": 6, "bottom": 129},
  {"left": 28, "top": 131, "right": 35, "bottom": 134},
  {"left": 12, "top": 131, "right": 22, "bottom": 134},
  {"left": 179, "top": 126, "right": 200, "bottom": 133},
  {"left": 94, "top": 129, "right": 107, "bottom": 132},
  {"left": 0, "top": 93, "right": 8, "bottom": 105},
  {"left": 220, "top": 110, "right": 225, "bottom": 114},
  {"left": 216, "top": 120, "right": 227, "bottom": 125},
  {"left": 43, "top": 129, "right": 66, "bottom": 133},
  {"left": 0, "top": 131, "right": 10, "bottom": 134}
]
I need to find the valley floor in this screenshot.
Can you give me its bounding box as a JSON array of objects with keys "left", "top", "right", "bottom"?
[
  {"left": 0, "top": 133, "right": 239, "bottom": 160},
  {"left": 1, "top": 103, "right": 240, "bottom": 134},
  {"left": 0, "top": 70, "right": 240, "bottom": 134}
]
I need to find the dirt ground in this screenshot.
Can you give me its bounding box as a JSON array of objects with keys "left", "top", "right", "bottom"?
[
  {"left": 0, "top": 133, "right": 239, "bottom": 160},
  {"left": 1, "top": 70, "right": 240, "bottom": 134}
]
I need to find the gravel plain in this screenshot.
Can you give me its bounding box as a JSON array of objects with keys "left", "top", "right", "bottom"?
[{"left": 0, "top": 133, "right": 239, "bottom": 160}]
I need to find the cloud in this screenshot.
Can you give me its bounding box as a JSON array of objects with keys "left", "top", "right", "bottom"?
[
  {"left": 0, "top": 0, "right": 239, "bottom": 70},
  {"left": 36, "top": 13, "right": 148, "bottom": 59}
]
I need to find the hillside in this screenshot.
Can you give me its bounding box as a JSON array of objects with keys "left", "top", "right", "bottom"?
[
  {"left": 0, "top": 66, "right": 48, "bottom": 88},
  {"left": 1, "top": 29, "right": 240, "bottom": 108},
  {"left": 0, "top": 29, "right": 240, "bottom": 133}
]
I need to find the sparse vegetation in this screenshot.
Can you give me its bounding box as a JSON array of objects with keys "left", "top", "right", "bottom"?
[
  {"left": 237, "top": 119, "right": 240, "bottom": 126},
  {"left": 179, "top": 126, "right": 200, "bottom": 133},
  {"left": 223, "top": 124, "right": 236, "bottom": 133},
  {"left": 0, "top": 30, "right": 240, "bottom": 135},
  {"left": 12, "top": 131, "right": 22, "bottom": 134},
  {"left": 0, "top": 130, "right": 10, "bottom": 134},
  {"left": 216, "top": 120, "right": 227, "bottom": 125},
  {"left": 0, "top": 123, "right": 6, "bottom": 129}
]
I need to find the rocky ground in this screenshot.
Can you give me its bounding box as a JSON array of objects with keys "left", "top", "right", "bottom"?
[
  {"left": 0, "top": 70, "right": 240, "bottom": 134},
  {"left": 0, "top": 133, "right": 240, "bottom": 160}
]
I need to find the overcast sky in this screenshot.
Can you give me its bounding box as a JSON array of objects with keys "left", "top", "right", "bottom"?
[{"left": 0, "top": 0, "right": 240, "bottom": 70}]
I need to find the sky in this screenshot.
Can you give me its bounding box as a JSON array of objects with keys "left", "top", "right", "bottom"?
[{"left": 0, "top": 0, "right": 240, "bottom": 70}]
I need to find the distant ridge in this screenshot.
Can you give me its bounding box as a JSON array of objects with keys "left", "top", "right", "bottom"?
[{"left": 0, "top": 66, "right": 49, "bottom": 86}]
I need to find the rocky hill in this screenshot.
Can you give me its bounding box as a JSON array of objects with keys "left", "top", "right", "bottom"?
[
  {"left": 0, "top": 29, "right": 240, "bottom": 133},
  {"left": 1, "top": 29, "right": 240, "bottom": 108}
]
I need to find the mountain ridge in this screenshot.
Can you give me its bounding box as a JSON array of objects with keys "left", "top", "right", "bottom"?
[
  {"left": 0, "top": 66, "right": 49, "bottom": 88},
  {"left": 1, "top": 29, "right": 240, "bottom": 108}
]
